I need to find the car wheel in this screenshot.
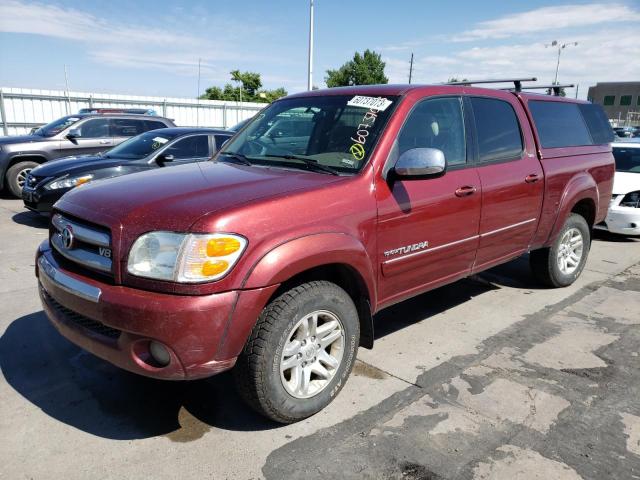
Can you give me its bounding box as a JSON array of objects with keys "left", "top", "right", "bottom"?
[
  {"left": 234, "top": 281, "right": 360, "bottom": 423},
  {"left": 530, "top": 213, "right": 590, "bottom": 287},
  {"left": 6, "top": 161, "right": 39, "bottom": 197}
]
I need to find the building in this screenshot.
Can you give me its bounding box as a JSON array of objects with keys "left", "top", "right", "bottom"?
[{"left": 587, "top": 82, "right": 640, "bottom": 126}]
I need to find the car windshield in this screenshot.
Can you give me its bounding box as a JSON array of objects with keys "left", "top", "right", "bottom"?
[
  {"left": 219, "top": 94, "right": 398, "bottom": 174},
  {"left": 613, "top": 146, "right": 640, "bottom": 173},
  {"left": 33, "top": 115, "right": 82, "bottom": 137},
  {"left": 104, "top": 131, "right": 180, "bottom": 160}
]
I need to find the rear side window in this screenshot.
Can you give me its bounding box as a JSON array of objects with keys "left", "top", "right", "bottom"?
[
  {"left": 111, "top": 119, "right": 145, "bottom": 137},
  {"left": 214, "top": 134, "right": 231, "bottom": 150},
  {"left": 470, "top": 97, "right": 523, "bottom": 162},
  {"left": 144, "top": 120, "right": 168, "bottom": 131},
  {"left": 529, "top": 101, "right": 609, "bottom": 148},
  {"left": 578, "top": 103, "right": 614, "bottom": 144}
]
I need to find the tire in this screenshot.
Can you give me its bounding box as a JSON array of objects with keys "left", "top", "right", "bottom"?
[
  {"left": 530, "top": 213, "right": 590, "bottom": 287},
  {"left": 234, "top": 280, "right": 360, "bottom": 424},
  {"left": 6, "top": 161, "right": 39, "bottom": 197}
]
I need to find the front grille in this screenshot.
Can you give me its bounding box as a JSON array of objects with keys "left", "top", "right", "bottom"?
[
  {"left": 42, "top": 287, "right": 121, "bottom": 339},
  {"left": 50, "top": 212, "right": 114, "bottom": 279}
]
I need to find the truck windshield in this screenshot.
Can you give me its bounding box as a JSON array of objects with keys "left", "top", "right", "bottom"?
[
  {"left": 613, "top": 146, "right": 640, "bottom": 173},
  {"left": 219, "top": 94, "right": 398, "bottom": 174},
  {"left": 104, "top": 131, "right": 180, "bottom": 160},
  {"left": 33, "top": 115, "right": 82, "bottom": 137}
]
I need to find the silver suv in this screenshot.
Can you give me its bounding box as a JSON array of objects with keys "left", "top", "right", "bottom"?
[{"left": 0, "top": 113, "right": 175, "bottom": 197}]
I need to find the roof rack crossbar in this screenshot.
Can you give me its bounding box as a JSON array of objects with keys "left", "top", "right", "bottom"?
[
  {"left": 501, "top": 84, "right": 575, "bottom": 96},
  {"left": 445, "top": 77, "right": 537, "bottom": 92}
]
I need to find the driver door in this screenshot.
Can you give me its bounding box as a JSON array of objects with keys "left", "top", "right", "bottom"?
[
  {"left": 375, "top": 96, "right": 481, "bottom": 306},
  {"left": 57, "top": 118, "right": 113, "bottom": 157}
]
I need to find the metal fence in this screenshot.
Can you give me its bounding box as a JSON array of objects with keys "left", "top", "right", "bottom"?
[{"left": 0, "top": 87, "right": 266, "bottom": 136}]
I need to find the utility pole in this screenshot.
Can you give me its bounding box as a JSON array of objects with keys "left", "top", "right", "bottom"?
[
  {"left": 408, "top": 53, "right": 414, "bottom": 84},
  {"left": 575, "top": 83, "right": 579, "bottom": 99},
  {"left": 307, "top": 0, "right": 314, "bottom": 90},
  {"left": 64, "top": 64, "right": 71, "bottom": 114},
  {"left": 546, "top": 40, "right": 578, "bottom": 85}
]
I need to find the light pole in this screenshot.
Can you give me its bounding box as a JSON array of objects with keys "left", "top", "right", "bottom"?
[
  {"left": 307, "top": 0, "right": 314, "bottom": 91},
  {"left": 546, "top": 40, "right": 578, "bottom": 84}
]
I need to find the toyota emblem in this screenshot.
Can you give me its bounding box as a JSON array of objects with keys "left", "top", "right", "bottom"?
[{"left": 61, "top": 226, "right": 75, "bottom": 249}]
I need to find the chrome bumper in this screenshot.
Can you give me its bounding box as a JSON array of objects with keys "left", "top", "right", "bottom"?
[{"left": 38, "top": 255, "right": 102, "bottom": 303}]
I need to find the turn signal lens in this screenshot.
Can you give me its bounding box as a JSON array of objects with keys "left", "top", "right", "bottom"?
[
  {"left": 201, "top": 260, "right": 229, "bottom": 276},
  {"left": 207, "top": 237, "right": 241, "bottom": 257}
]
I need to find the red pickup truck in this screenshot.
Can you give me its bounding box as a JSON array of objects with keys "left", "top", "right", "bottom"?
[{"left": 36, "top": 81, "right": 614, "bottom": 423}]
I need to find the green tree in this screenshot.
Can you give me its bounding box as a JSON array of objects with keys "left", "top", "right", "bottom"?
[
  {"left": 325, "top": 49, "right": 388, "bottom": 87},
  {"left": 199, "top": 70, "right": 287, "bottom": 103}
]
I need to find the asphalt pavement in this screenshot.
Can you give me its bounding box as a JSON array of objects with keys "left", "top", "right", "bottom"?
[{"left": 1, "top": 196, "right": 639, "bottom": 480}]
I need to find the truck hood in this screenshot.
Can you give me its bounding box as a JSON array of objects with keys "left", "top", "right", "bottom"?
[
  {"left": 56, "top": 161, "right": 345, "bottom": 233},
  {"left": 31, "top": 154, "right": 125, "bottom": 178},
  {"left": 613, "top": 171, "right": 640, "bottom": 195},
  {"left": 0, "top": 134, "right": 48, "bottom": 145}
]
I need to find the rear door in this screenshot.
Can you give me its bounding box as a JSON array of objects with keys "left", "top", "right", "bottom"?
[
  {"left": 376, "top": 96, "right": 481, "bottom": 305},
  {"left": 468, "top": 95, "right": 544, "bottom": 272},
  {"left": 110, "top": 118, "right": 147, "bottom": 146}
]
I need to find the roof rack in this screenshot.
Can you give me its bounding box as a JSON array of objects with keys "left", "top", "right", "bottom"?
[
  {"left": 445, "top": 77, "right": 537, "bottom": 92},
  {"left": 502, "top": 84, "right": 575, "bottom": 96}
]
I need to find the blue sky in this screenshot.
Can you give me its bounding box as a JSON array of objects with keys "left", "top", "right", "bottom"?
[{"left": 0, "top": 0, "right": 639, "bottom": 99}]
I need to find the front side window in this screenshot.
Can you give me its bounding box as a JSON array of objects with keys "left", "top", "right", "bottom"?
[
  {"left": 220, "top": 95, "right": 398, "bottom": 174},
  {"left": 613, "top": 147, "right": 640, "bottom": 173},
  {"left": 397, "top": 97, "right": 466, "bottom": 166},
  {"left": 77, "top": 118, "right": 110, "bottom": 138},
  {"left": 471, "top": 97, "right": 523, "bottom": 162},
  {"left": 164, "top": 135, "right": 210, "bottom": 159},
  {"left": 144, "top": 120, "right": 168, "bottom": 132}
]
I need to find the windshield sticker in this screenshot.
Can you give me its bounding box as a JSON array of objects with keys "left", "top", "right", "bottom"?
[
  {"left": 347, "top": 96, "right": 392, "bottom": 111},
  {"left": 151, "top": 136, "right": 169, "bottom": 150},
  {"left": 349, "top": 106, "right": 384, "bottom": 162}
]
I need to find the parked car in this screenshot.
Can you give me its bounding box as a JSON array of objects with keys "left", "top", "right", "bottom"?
[
  {"left": 227, "top": 116, "right": 254, "bottom": 133},
  {"left": 77, "top": 108, "right": 159, "bottom": 116},
  {"left": 595, "top": 141, "right": 640, "bottom": 236},
  {"left": 22, "top": 128, "right": 232, "bottom": 214},
  {"left": 0, "top": 113, "right": 175, "bottom": 197},
  {"left": 613, "top": 126, "right": 637, "bottom": 138},
  {"left": 35, "top": 83, "right": 614, "bottom": 423}
]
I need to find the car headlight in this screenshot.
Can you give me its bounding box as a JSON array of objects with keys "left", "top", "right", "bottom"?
[
  {"left": 45, "top": 174, "right": 94, "bottom": 190},
  {"left": 127, "top": 232, "right": 247, "bottom": 283}
]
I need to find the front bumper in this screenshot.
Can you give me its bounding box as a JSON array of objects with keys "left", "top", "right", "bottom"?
[
  {"left": 36, "top": 243, "right": 278, "bottom": 380},
  {"left": 22, "top": 185, "right": 68, "bottom": 214},
  {"left": 596, "top": 205, "right": 640, "bottom": 236}
]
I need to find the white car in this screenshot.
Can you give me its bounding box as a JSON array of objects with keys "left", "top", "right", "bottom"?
[{"left": 596, "top": 141, "right": 640, "bottom": 236}]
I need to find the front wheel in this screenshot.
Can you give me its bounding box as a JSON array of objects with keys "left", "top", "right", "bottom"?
[
  {"left": 530, "top": 213, "right": 590, "bottom": 287},
  {"left": 234, "top": 281, "right": 360, "bottom": 423},
  {"left": 6, "top": 161, "right": 39, "bottom": 197}
]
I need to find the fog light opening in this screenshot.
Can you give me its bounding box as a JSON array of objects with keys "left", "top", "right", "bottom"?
[{"left": 149, "top": 341, "right": 171, "bottom": 367}]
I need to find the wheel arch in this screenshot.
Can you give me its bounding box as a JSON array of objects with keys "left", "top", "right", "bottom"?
[
  {"left": 242, "top": 233, "right": 377, "bottom": 349},
  {"left": 547, "top": 173, "right": 599, "bottom": 244}
]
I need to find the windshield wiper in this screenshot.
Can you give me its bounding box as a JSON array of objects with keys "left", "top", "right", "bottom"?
[
  {"left": 218, "top": 151, "right": 253, "bottom": 166},
  {"left": 261, "top": 154, "right": 340, "bottom": 176}
]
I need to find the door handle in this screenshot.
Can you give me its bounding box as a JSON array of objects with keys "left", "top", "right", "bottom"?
[
  {"left": 455, "top": 185, "right": 477, "bottom": 197},
  {"left": 525, "top": 174, "right": 540, "bottom": 183}
]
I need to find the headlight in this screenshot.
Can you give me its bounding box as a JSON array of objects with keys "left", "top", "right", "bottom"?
[
  {"left": 127, "top": 232, "right": 247, "bottom": 283},
  {"left": 45, "top": 174, "right": 93, "bottom": 190}
]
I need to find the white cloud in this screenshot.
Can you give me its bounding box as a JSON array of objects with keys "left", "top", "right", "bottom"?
[
  {"left": 0, "top": 0, "right": 290, "bottom": 89},
  {"left": 456, "top": 3, "right": 640, "bottom": 41}
]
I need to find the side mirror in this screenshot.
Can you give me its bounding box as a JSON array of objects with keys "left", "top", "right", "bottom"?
[
  {"left": 394, "top": 148, "right": 446, "bottom": 179},
  {"left": 66, "top": 129, "right": 81, "bottom": 144},
  {"left": 156, "top": 153, "right": 175, "bottom": 165}
]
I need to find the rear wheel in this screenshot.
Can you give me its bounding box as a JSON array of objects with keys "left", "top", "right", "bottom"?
[
  {"left": 234, "top": 281, "right": 360, "bottom": 423},
  {"left": 530, "top": 213, "right": 590, "bottom": 287},
  {"left": 6, "top": 161, "right": 39, "bottom": 197}
]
